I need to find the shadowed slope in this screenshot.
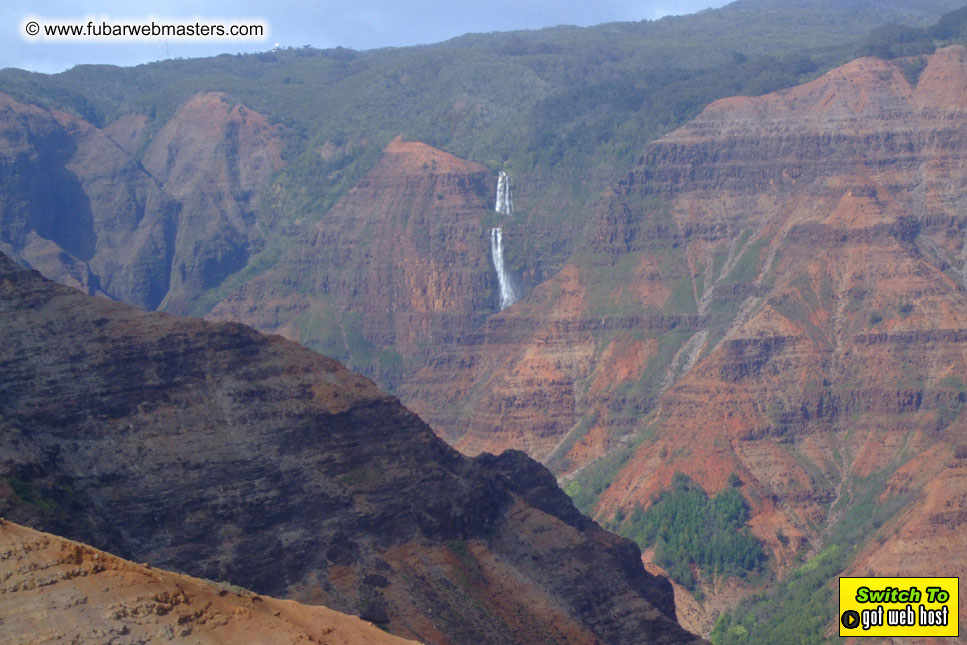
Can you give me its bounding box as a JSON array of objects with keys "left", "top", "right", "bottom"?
[{"left": 0, "top": 251, "right": 701, "bottom": 644}]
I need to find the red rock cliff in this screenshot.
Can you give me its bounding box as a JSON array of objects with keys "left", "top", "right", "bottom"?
[
  {"left": 210, "top": 136, "right": 500, "bottom": 387},
  {"left": 390, "top": 47, "right": 967, "bottom": 631}
]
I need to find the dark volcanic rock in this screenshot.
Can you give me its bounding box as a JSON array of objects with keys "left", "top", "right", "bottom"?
[{"left": 0, "top": 252, "right": 700, "bottom": 644}]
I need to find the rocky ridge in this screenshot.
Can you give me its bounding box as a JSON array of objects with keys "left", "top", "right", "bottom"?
[
  {"left": 0, "top": 519, "right": 418, "bottom": 644},
  {"left": 594, "top": 46, "right": 967, "bottom": 532},
  {"left": 0, "top": 250, "right": 700, "bottom": 644}
]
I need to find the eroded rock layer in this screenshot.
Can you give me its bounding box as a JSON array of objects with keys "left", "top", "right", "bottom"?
[
  {"left": 596, "top": 47, "right": 967, "bottom": 543},
  {"left": 209, "top": 136, "right": 499, "bottom": 388},
  {"left": 440, "top": 47, "right": 967, "bottom": 480},
  {"left": 0, "top": 251, "right": 699, "bottom": 645},
  {"left": 390, "top": 48, "right": 967, "bottom": 629}
]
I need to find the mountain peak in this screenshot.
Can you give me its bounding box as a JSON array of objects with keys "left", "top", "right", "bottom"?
[
  {"left": 381, "top": 135, "right": 488, "bottom": 175},
  {"left": 688, "top": 45, "right": 967, "bottom": 125}
]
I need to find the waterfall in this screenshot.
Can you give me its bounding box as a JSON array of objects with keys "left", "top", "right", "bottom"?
[
  {"left": 495, "top": 171, "right": 513, "bottom": 215},
  {"left": 491, "top": 171, "right": 517, "bottom": 309},
  {"left": 491, "top": 227, "right": 517, "bottom": 310}
]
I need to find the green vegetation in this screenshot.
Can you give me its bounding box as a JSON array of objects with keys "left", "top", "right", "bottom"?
[
  {"left": 938, "top": 375, "right": 967, "bottom": 390},
  {"left": 710, "top": 544, "right": 842, "bottom": 645},
  {"left": 726, "top": 236, "right": 769, "bottom": 286},
  {"left": 446, "top": 539, "right": 469, "bottom": 557},
  {"left": 901, "top": 55, "right": 929, "bottom": 85},
  {"left": 935, "top": 397, "right": 965, "bottom": 431},
  {"left": 2, "top": 477, "right": 54, "bottom": 510},
  {"left": 858, "top": 5, "right": 967, "bottom": 61},
  {"left": 342, "top": 311, "right": 376, "bottom": 369},
  {"left": 710, "top": 463, "right": 915, "bottom": 644},
  {"left": 185, "top": 241, "right": 284, "bottom": 318},
  {"left": 595, "top": 327, "right": 695, "bottom": 426},
  {"left": 859, "top": 23, "right": 937, "bottom": 59},
  {"left": 338, "top": 466, "right": 379, "bottom": 486},
  {"left": 545, "top": 412, "right": 599, "bottom": 474},
  {"left": 0, "top": 2, "right": 959, "bottom": 302},
  {"left": 565, "top": 441, "right": 637, "bottom": 514},
  {"left": 618, "top": 472, "right": 766, "bottom": 589},
  {"left": 214, "top": 580, "right": 253, "bottom": 596}
]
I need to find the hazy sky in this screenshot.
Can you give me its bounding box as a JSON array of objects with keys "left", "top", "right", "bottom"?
[{"left": 4, "top": 0, "right": 731, "bottom": 74}]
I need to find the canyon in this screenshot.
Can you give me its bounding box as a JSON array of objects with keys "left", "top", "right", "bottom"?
[
  {"left": 212, "top": 46, "right": 967, "bottom": 633},
  {"left": 0, "top": 90, "right": 280, "bottom": 313},
  {"left": 0, "top": 250, "right": 699, "bottom": 644},
  {"left": 3, "top": 3, "right": 967, "bottom": 640}
]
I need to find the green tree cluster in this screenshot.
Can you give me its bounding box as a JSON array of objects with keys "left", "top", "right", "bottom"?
[
  {"left": 620, "top": 472, "right": 766, "bottom": 590},
  {"left": 858, "top": 5, "right": 967, "bottom": 60},
  {"left": 709, "top": 545, "right": 843, "bottom": 645}
]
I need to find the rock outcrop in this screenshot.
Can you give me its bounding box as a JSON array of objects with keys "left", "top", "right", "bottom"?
[
  {"left": 209, "top": 136, "right": 499, "bottom": 388},
  {"left": 0, "top": 519, "right": 418, "bottom": 644},
  {"left": 0, "top": 251, "right": 700, "bottom": 644}
]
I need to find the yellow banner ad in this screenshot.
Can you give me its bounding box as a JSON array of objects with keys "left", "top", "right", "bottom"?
[{"left": 839, "top": 577, "right": 959, "bottom": 637}]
